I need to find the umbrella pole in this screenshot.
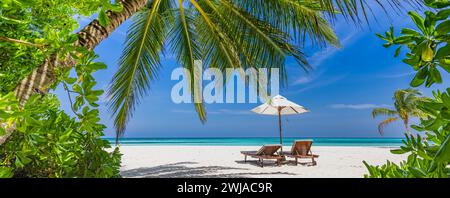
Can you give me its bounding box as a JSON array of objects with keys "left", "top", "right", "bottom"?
[{"left": 278, "top": 108, "right": 283, "bottom": 153}]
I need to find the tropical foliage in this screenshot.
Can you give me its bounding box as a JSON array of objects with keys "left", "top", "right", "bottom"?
[
  {"left": 0, "top": 0, "right": 122, "bottom": 93},
  {"left": 364, "top": 1, "right": 450, "bottom": 178},
  {"left": 0, "top": 51, "right": 122, "bottom": 178},
  {"left": 0, "top": 0, "right": 428, "bottom": 178},
  {"left": 0, "top": 93, "right": 122, "bottom": 178},
  {"left": 377, "top": 0, "right": 450, "bottom": 88},
  {"left": 0, "top": 0, "right": 122, "bottom": 177},
  {"left": 372, "top": 89, "right": 425, "bottom": 135}
]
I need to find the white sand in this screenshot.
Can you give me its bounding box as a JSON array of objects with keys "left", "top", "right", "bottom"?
[{"left": 117, "top": 146, "right": 406, "bottom": 178}]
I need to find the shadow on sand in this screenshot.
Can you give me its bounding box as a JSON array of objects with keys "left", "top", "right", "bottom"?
[{"left": 121, "top": 162, "right": 297, "bottom": 178}]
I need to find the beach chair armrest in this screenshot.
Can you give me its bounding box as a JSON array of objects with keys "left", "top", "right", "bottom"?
[
  {"left": 252, "top": 155, "right": 284, "bottom": 160},
  {"left": 286, "top": 154, "right": 319, "bottom": 158}
]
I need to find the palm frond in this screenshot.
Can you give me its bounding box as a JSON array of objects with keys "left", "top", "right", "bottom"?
[
  {"left": 193, "top": 0, "right": 241, "bottom": 70},
  {"left": 213, "top": 0, "right": 318, "bottom": 84},
  {"left": 373, "top": 88, "right": 426, "bottom": 135},
  {"left": 393, "top": 88, "right": 423, "bottom": 113},
  {"left": 404, "top": 89, "right": 423, "bottom": 103},
  {"left": 107, "top": 0, "right": 172, "bottom": 140},
  {"left": 169, "top": 0, "right": 206, "bottom": 122},
  {"left": 317, "top": 0, "right": 424, "bottom": 23},
  {"left": 229, "top": 0, "right": 340, "bottom": 47},
  {"left": 372, "top": 108, "right": 398, "bottom": 118},
  {"left": 231, "top": 0, "right": 423, "bottom": 27},
  {"left": 378, "top": 117, "right": 399, "bottom": 135}
]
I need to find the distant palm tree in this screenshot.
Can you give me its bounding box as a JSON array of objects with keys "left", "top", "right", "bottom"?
[{"left": 372, "top": 89, "right": 425, "bottom": 135}]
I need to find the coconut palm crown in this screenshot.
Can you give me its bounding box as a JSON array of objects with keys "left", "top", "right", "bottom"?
[{"left": 372, "top": 88, "right": 426, "bottom": 135}]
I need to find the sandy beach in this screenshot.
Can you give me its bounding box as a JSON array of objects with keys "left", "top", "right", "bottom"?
[{"left": 118, "top": 146, "right": 406, "bottom": 178}]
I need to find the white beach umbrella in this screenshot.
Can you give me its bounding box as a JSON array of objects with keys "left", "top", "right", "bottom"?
[{"left": 251, "top": 95, "right": 309, "bottom": 150}]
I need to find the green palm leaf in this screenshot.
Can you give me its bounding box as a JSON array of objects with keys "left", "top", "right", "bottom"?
[
  {"left": 231, "top": 0, "right": 423, "bottom": 27},
  {"left": 208, "top": 0, "right": 327, "bottom": 85},
  {"left": 317, "top": 0, "right": 424, "bottom": 23},
  {"left": 378, "top": 117, "right": 399, "bottom": 135},
  {"left": 372, "top": 88, "right": 426, "bottom": 135},
  {"left": 372, "top": 108, "right": 398, "bottom": 118},
  {"left": 194, "top": 0, "right": 241, "bottom": 70},
  {"left": 229, "top": 0, "right": 340, "bottom": 46},
  {"left": 169, "top": 0, "right": 206, "bottom": 123},
  {"left": 107, "top": 0, "right": 172, "bottom": 139}
]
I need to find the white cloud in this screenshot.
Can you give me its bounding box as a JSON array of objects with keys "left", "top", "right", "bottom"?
[
  {"left": 308, "top": 26, "right": 360, "bottom": 67},
  {"left": 377, "top": 71, "right": 415, "bottom": 79},
  {"left": 292, "top": 76, "right": 313, "bottom": 85},
  {"left": 330, "top": 104, "right": 391, "bottom": 110},
  {"left": 291, "top": 69, "right": 326, "bottom": 86},
  {"left": 290, "top": 74, "right": 348, "bottom": 94}
]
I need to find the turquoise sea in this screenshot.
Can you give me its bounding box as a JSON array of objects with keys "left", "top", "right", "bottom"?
[{"left": 105, "top": 137, "right": 404, "bottom": 147}]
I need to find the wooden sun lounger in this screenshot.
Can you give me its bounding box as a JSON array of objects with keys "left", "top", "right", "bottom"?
[
  {"left": 282, "top": 140, "right": 319, "bottom": 166},
  {"left": 241, "top": 145, "right": 283, "bottom": 167}
]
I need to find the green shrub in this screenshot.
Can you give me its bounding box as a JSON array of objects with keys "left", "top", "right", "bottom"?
[
  {"left": 364, "top": 0, "right": 450, "bottom": 178},
  {"left": 0, "top": 0, "right": 123, "bottom": 178},
  {"left": 0, "top": 49, "right": 121, "bottom": 178},
  {"left": 364, "top": 89, "right": 450, "bottom": 178},
  {"left": 0, "top": 93, "right": 121, "bottom": 178}
]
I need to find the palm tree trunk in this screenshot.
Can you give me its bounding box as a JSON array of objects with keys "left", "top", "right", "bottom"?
[
  {"left": 0, "top": 0, "right": 148, "bottom": 145},
  {"left": 403, "top": 118, "right": 411, "bottom": 135}
]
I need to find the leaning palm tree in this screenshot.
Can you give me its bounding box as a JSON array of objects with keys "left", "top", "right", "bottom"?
[
  {"left": 1, "top": 0, "right": 425, "bottom": 145},
  {"left": 372, "top": 89, "right": 425, "bottom": 135}
]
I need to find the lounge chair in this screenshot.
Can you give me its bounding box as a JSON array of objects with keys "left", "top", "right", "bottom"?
[
  {"left": 283, "top": 140, "right": 319, "bottom": 166},
  {"left": 241, "top": 145, "right": 284, "bottom": 167}
]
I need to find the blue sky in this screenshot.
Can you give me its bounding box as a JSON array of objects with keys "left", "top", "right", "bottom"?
[{"left": 54, "top": 5, "right": 450, "bottom": 138}]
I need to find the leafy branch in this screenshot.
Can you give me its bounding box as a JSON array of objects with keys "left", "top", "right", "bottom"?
[{"left": 0, "top": 36, "right": 45, "bottom": 49}]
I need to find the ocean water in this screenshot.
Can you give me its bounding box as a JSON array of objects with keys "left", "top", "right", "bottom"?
[{"left": 105, "top": 137, "right": 404, "bottom": 147}]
